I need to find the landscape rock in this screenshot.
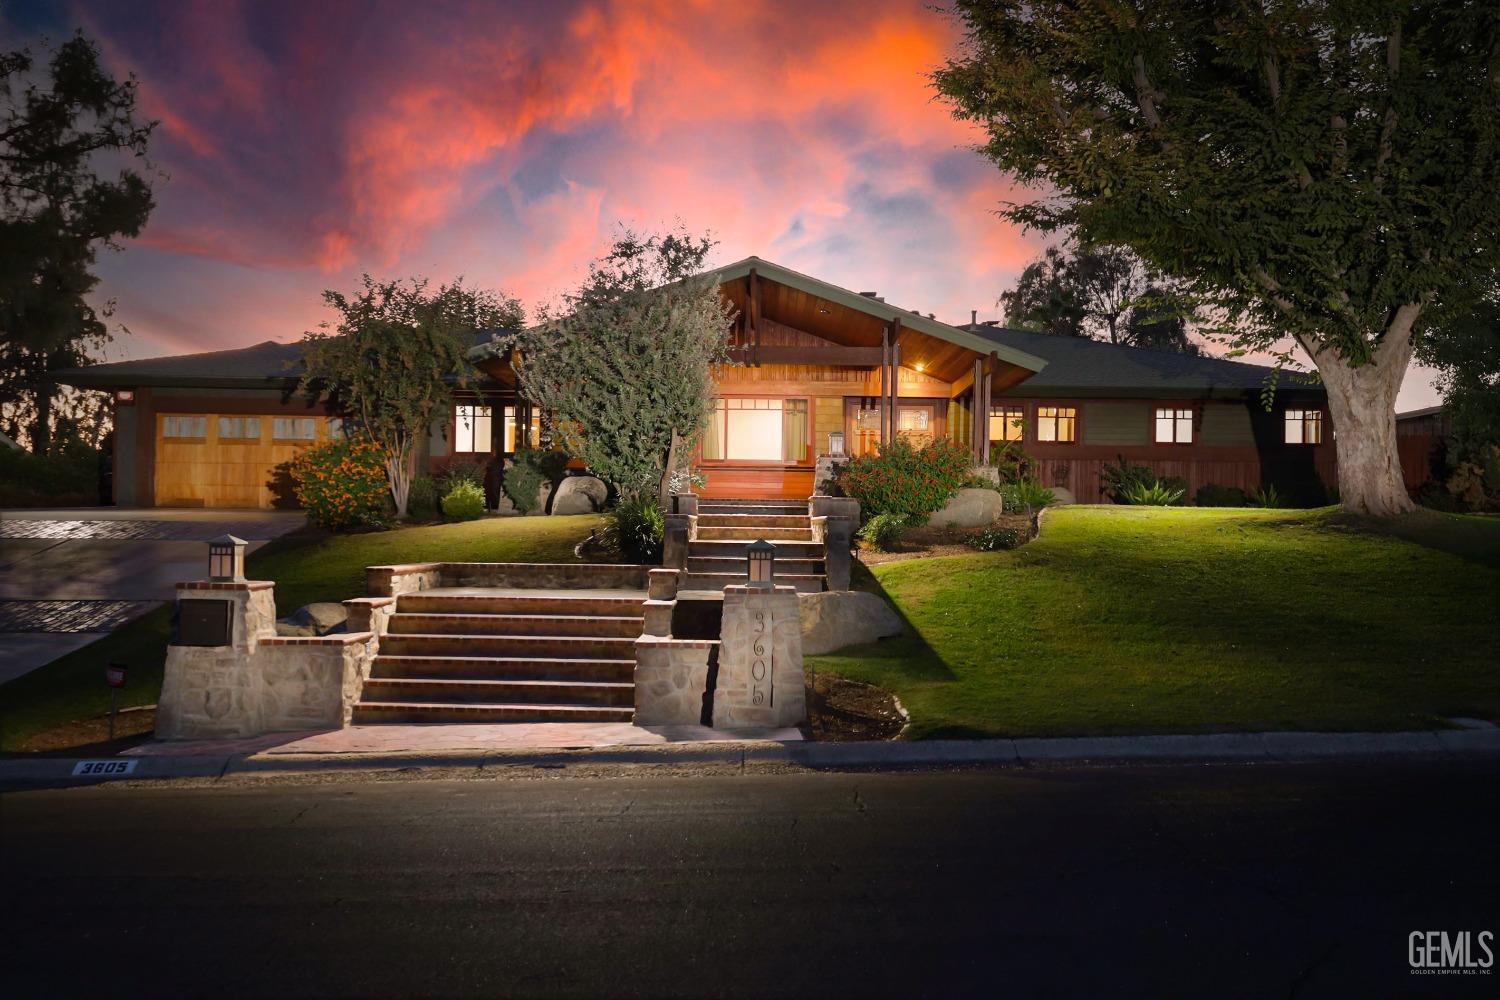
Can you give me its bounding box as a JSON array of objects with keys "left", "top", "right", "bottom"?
[
  {"left": 550, "top": 475, "right": 607, "bottom": 515},
  {"left": 799, "top": 591, "right": 904, "bottom": 656},
  {"left": 1049, "top": 487, "right": 1076, "bottom": 505},
  {"left": 276, "top": 602, "right": 348, "bottom": 637},
  {"left": 929, "top": 487, "right": 1004, "bottom": 528}
]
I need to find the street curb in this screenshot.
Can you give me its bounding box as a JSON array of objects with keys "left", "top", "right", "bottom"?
[{"left": 3, "top": 727, "right": 1500, "bottom": 785}]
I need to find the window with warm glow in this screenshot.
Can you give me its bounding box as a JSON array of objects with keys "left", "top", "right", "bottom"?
[
  {"left": 1036, "top": 406, "right": 1077, "bottom": 443},
  {"left": 989, "top": 405, "right": 1025, "bottom": 442},
  {"left": 162, "top": 415, "right": 207, "bottom": 439},
  {"left": 701, "top": 398, "right": 809, "bottom": 462},
  {"left": 217, "top": 416, "right": 261, "bottom": 440},
  {"left": 1285, "top": 409, "right": 1323, "bottom": 444},
  {"left": 1154, "top": 407, "right": 1193, "bottom": 444},
  {"left": 502, "top": 406, "right": 541, "bottom": 453},
  {"left": 455, "top": 404, "right": 493, "bottom": 453}
]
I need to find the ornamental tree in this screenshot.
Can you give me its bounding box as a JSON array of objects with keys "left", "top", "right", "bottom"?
[
  {"left": 299, "top": 275, "right": 523, "bottom": 518},
  {"left": 937, "top": 1, "right": 1500, "bottom": 515},
  {"left": 513, "top": 227, "right": 733, "bottom": 509}
]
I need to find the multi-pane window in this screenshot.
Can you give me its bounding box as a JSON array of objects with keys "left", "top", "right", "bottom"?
[
  {"left": 1036, "top": 406, "right": 1077, "bottom": 443},
  {"left": 1285, "top": 409, "right": 1324, "bottom": 444},
  {"left": 1154, "top": 407, "right": 1193, "bottom": 444},
  {"left": 454, "top": 404, "right": 493, "bottom": 453},
  {"left": 988, "top": 405, "right": 1025, "bottom": 442},
  {"left": 162, "top": 415, "right": 207, "bottom": 439},
  {"left": 502, "top": 406, "right": 540, "bottom": 453},
  {"left": 217, "top": 416, "right": 261, "bottom": 440},
  {"left": 272, "top": 417, "right": 316, "bottom": 441},
  {"left": 701, "top": 398, "right": 809, "bottom": 463}
]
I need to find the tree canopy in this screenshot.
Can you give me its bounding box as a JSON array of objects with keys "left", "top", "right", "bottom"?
[
  {"left": 937, "top": 0, "right": 1500, "bottom": 515},
  {"left": 1, "top": 32, "right": 155, "bottom": 454}
]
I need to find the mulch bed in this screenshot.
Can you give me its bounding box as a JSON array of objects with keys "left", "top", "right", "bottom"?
[
  {"left": 9, "top": 706, "right": 157, "bottom": 757},
  {"left": 856, "top": 513, "right": 1034, "bottom": 565},
  {"left": 806, "top": 675, "right": 907, "bottom": 741}
]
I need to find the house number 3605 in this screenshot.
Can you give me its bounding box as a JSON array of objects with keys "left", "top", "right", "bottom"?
[{"left": 750, "top": 608, "right": 773, "bottom": 706}]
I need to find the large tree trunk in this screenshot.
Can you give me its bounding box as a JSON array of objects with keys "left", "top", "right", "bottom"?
[
  {"left": 30, "top": 364, "right": 55, "bottom": 456},
  {"left": 1303, "top": 310, "right": 1418, "bottom": 517}
]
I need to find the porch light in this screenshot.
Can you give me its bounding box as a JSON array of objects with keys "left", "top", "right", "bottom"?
[
  {"left": 208, "top": 534, "right": 247, "bottom": 583},
  {"left": 828, "top": 431, "right": 845, "bottom": 456},
  {"left": 747, "top": 539, "right": 776, "bottom": 590}
]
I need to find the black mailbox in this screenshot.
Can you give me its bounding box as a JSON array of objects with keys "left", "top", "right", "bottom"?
[{"left": 174, "top": 598, "right": 234, "bottom": 647}]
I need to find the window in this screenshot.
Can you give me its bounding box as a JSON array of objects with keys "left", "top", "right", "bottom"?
[
  {"left": 217, "top": 416, "right": 261, "bottom": 440},
  {"left": 1154, "top": 407, "right": 1193, "bottom": 444},
  {"left": 989, "top": 405, "right": 1025, "bottom": 443},
  {"left": 272, "top": 417, "right": 315, "bottom": 441},
  {"left": 1285, "top": 409, "right": 1324, "bottom": 445},
  {"left": 1036, "top": 406, "right": 1077, "bottom": 443},
  {"left": 502, "top": 406, "right": 540, "bottom": 453},
  {"left": 701, "top": 398, "right": 809, "bottom": 463},
  {"left": 454, "top": 404, "right": 493, "bottom": 453},
  {"left": 162, "top": 415, "right": 206, "bottom": 439}
]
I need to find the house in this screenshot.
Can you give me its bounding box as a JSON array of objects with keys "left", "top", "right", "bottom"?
[
  {"left": 1396, "top": 405, "right": 1451, "bottom": 490},
  {"left": 57, "top": 255, "right": 1335, "bottom": 508}
]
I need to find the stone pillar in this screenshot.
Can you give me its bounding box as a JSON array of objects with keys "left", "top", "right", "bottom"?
[
  {"left": 662, "top": 513, "right": 690, "bottom": 569},
  {"left": 822, "top": 516, "right": 855, "bottom": 592},
  {"left": 155, "top": 581, "right": 278, "bottom": 740},
  {"left": 673, "top": 493, "right": 699, "bottom": 516},
  {"left": 712, "top": 584, "right": 806, "bottom": 729}
]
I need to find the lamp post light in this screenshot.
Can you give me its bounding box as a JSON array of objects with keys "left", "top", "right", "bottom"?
[
  {"left": 828, "top": 431, "right": 845, "bottom": 456},
  {"left": 207, "top": 534, "right": 248, "bottom": 583},
  {"left": 747, "top": 539, "right": 776, "bottom": 590},
  {"left": 105, "top": 662, "right": 128, "bottom": 741}
]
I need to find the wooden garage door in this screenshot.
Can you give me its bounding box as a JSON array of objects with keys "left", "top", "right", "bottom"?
[{"left": 155, "top": 413, "right": 332, "bottom": 508}]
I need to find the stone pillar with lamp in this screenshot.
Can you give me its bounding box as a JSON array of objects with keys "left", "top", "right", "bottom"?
[{"left": 712, "top": 539, "right": 807, "bottom": 729}]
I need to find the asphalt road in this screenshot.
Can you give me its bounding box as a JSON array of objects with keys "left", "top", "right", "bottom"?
[{"left": 2, "top": 759, "right": 1496, "bottom": 998}]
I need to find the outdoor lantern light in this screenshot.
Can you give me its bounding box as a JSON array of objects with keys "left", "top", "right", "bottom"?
[
  {"left": 747, "top": 538, "right": 776, "bottom": 590},
  {"left": 208, "top": 534, "right": 248, "bottom": 582},
  {"left": 828, "top": 431, "right": 845, "bottom": 456}
]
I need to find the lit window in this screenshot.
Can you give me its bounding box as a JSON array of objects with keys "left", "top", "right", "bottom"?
[
  {"left": 1154, "top": 407, "right": 1193, "bottom": 444},
  {"left": 455, "top": 404, "right": 493, "bottom": 453},
  {"left": 897, "top": 407, "right": 930, "bottom": 434},
  {"left": 162, "top": 415, "right": 206, "bottom": 439},
  {"left": 702, "top": 398, "right": 809, "bottom": 463},
  {"left": 217, "top": 416, "right": 261, "bottom": 440},
  {"left": 272, "top": 417, "right": 315, "bottom": 441},
  {"left": 1036, "top": 406, "right": 1077, "bottom": 443},
  {"left": 989, "top": 405, "right": 1025, "bottom": 442},
  {"left": 1285, "top": 409, "right": 1323, "bottom": 445}
]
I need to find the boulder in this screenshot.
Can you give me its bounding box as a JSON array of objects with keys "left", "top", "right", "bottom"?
[
  {"left": 799, "top": 591, "right": 904, "bottom": 656},
  {"left": 1049, "top": 486, "right": 1076, "bottom": 505},
  {"left": 276, "top": 601, "right": 348, "bottom": 637},
  {"left": 550, "top": 475, "right": 607, "bottom": 515},
  {"left": 929, "top": 487, "right": 1003, "bottom": 528}
]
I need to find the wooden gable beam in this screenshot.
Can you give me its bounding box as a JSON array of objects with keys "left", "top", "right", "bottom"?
[{"left": 747, "top": 268, "right": 762, "bottom": 367}]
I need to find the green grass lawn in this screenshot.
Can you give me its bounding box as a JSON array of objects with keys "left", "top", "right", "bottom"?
[
  {"left": 0, "top": 515, "right": 599, "bottom": 751},
  {"left": 811, "top": 506, "right": 1500, "bottom": 739}
]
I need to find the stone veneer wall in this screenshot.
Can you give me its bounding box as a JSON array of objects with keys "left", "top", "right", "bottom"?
[{"left": 712, "top": 584, "right": 806, "bottom": 729}]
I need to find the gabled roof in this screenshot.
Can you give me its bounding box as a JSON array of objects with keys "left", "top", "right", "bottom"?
[{"left": 962, "top": 325, "right": 1327, "bottom": 400}]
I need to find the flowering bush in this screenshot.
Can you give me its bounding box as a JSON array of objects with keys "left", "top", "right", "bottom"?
[
  {"left": 837, "top": 437, "right": 973, "bottom": 524},
  {"left": 288, "top": 436, "right": 392, "bottom": 531}
]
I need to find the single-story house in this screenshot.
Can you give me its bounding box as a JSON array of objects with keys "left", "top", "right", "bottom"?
[{"left": 57, "top": 256, "right": 1335, "bottom": 508}]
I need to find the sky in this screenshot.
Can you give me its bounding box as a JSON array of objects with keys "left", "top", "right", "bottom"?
[{"left": 5, "top": 0, "right": 1442, "bottom": 409}]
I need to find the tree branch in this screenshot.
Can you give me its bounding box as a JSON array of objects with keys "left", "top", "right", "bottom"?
[
  {"left": 1131, "top": 53, "right": 1164, "bottom": 129},
  {"left": 1373, "top": 20, "right": 1403, "bottom": 188}
]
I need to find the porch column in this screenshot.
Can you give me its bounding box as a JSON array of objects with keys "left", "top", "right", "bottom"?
[
  {"left": 971, "top": 358, "right": 984, "bottom": 465},
  {"left": 879, "top": 327, "right": 890, "bottom": 447},
  {"left": 978, "top": 367, "right": 992, "bottom": 466},
  {"left": 888, "top": 337, "right": 902, "bottom": 443}
]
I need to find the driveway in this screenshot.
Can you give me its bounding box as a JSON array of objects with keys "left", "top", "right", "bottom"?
[{"left": 0, "top": 508, "right": 304, "bottom": 683}]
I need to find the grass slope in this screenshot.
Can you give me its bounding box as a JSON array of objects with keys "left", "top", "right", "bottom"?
[
  {"left": 0, "top": 515, "right": 599, "bottom": 751},
  {"left": 812, "top": 506, "right": 1500, "bottom": 739}
]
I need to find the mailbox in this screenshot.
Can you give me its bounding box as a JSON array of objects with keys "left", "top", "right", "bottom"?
[{"left": 174, "top": 598, "right": 234, "bottom": 647}]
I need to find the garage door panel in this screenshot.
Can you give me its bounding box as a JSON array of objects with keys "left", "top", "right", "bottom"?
[{"left": 156, "top": 414, "right": 325, "bottom": 509}]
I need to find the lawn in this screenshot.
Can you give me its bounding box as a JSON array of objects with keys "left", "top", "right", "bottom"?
[
  {"left": 0, "top": 515, "right": 599, "bottom": 751},
  {"left": 811, "top": 506, "right": 1500, "bottom": 739}
]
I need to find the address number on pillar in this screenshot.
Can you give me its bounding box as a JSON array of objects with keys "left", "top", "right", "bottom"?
[{"left": 749, "top": 606, "right": 774, "bottom": 707}]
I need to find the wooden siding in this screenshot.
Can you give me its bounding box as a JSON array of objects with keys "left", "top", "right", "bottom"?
[
  {"left": 1199, "top": 404, "right": 1256, "bottom": 446},
  {"left": 813, "top": 396, "right": 843, "bottom": 456},
  {"left": 699, "top": 466, "right": 815, "bottom": 500},
  {"left": 1082, "top": 401, "right": 1150, "bottom": 446}
]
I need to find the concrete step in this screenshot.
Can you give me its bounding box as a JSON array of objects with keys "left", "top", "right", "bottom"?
[
  {"left": 352, "top": 701, "right": 635, "bottom": 725},
  {"left": 386, "top": 612, "right": 644, "bottom": 639},
  {"left": 688, "top": 539, "right": 824, "bottom": 559},
  {"left": 695, "top": 514, "right": 811, "bottom": 529},
  {"left": 686, "top": 556, "right": 825, "bottom": 575},
  {"left": 378, "top": 632, "right": 637, "bottom": 660},
  {"left": 680, "top": 572, "right": 826, "bottom": 594},
  {"left": 370, "top": 654, "right": 635, "bottom": 683},
  {"left": 360, "top": 676, "right": 633, "bottom": 707},
  {"left": 396, "top": 591, "right": 646, "bottom": 617},
  {"left": 699, "top": 503, "right": 808, "bottom": 516},
  {"left": 695, "top": 526, "right": 815, "bottom": 541}
]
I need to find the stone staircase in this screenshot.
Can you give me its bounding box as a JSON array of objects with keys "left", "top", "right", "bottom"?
[
  {"left": 682, "top": 499, "right": 827, "bottom": 594},
  {"left": 352, "top": 587, "right": 644, "bottom": 724}
]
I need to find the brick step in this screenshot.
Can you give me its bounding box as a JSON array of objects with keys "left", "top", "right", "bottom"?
[
  {"left": 680, "top": 572, "right": 826, "bottom": 594},
  {"left": 370, "top": 654, "right": 635, "bottom": 683},
  {"left": 360, "top": 676, "right": 633, "bottom": 707},
  {"left": 386, "top": 612, "right": 644, "bottom": 639},
  {"left": 695, "top": 514, "right": 811, "bottom": 529},
  {"left": 378, "top": 632, "right": 637, "bottom": 660},
  {"left": 686, "top": 556, "right": 825, "bottom": 575},
  {"left": 396, "top": 592, "right": 646, "bottom": 617},
  {"left": 695, "top": 527, "right": 815, "bottom": 542},
  {"left": 698, "top": 504, "right": 807, "bottom": 516},
  {"left": 687, "top": 539, "right": 824, "bottom": 559},
  {"left": 352, "top": 701, "right": 635, "bottom": 725}
]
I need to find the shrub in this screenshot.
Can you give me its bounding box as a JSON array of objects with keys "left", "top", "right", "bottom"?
[
  {"left": 440, "top": 480, "right": 487, "bottom": 521},
  {"left": 1159, "top": 475, "right": 1189, "bottom": 498},
  {"left": 1195, "top": 483, "right": 1251, "bottom": 507},
  {"left": 407, "top": 475, "right": 439, "bottom": 521},
  {"left": 1001, "top": 477, "right": 1056, "bottom": 512},
  {"left": 1249, "top": 484, "right": 1284, "bottom": 508},
  {"left": 504, "top": 448, "right": 569, "bottom": 514},
  {"left": 986, "top": 440, "right": 1036, "bottom": 483},
  {"left": 1121, "top": 481, "right": 1186, "bottom": 506},
  {"left": 857, "top": 512, "right": 908, "bottom": 552},
  {"left": 437, "top": 458, "right": 488, "bottom": 493},
  {"left": 0, "top": 441, "right": 99, "bottom": 506},
  {"left": 600, "top": 495, "right": 664, "bottom": 562},
  {"left": 288, "top": 436, "right": 392, "bottom": 531},
  {"left": 838, "top": 437, "right": 973, "bottom": 524},
  {"left": 965, "top": 524, "right": 1023, "bottom": 551},
  {"left": 1101, "top": 456, "right": 1157, "bottom": 502}
]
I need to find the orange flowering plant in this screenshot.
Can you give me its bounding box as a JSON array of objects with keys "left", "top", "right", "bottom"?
[{"left": 288, "top": 436, "right": 392, "bottom": 531}]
